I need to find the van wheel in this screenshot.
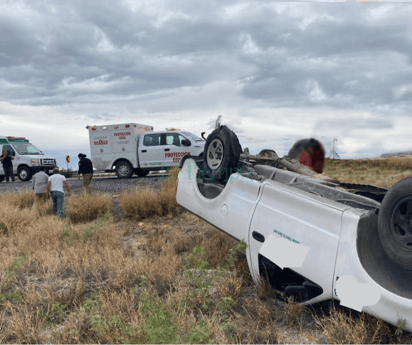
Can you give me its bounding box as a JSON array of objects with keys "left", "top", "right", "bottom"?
[
  {"left": 378, "top": 177, "right": 412, "bottom": 270},
  {"left": 203, "top": 125, "right": 241, "bottom": 179},
  {"left": 18, "top": 166, "right": 32, "bottom": 181},
  {"left": 135, "top": 168, "right": 149, "bottom": 177},
  {"left": 115, "top": 161, "right": 133, "bottom": 179}
]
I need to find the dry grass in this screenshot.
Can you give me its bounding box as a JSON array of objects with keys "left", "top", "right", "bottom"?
[
  {"left": 314, "top": 305, "right": 410, "bottom": 344},
  {"left": 0, "top": 192, "right": 268, "bottom": 343},
  {"left": 120, "top": 186, "right": 179, "bottom": 220},
  {"left": 0, "top": 203, "right": 35, "bottom": 236},
  {"left": 324, "top": 157, "right": 412, "bottom": 188},
  {"left": 1, "top": 160, "right": 412, "bottom": 343},
  {"left": 120, "top": 168, "right": 179, "bottom": 220},
  {"left": 67, "top": 193, "right": 111, "bottom": 223},
  {"left": 8, "top": 190, "right": 35, "bottom": 209},
  {"left": 284, "top": 297, "right": 304, "bottom": 326}
]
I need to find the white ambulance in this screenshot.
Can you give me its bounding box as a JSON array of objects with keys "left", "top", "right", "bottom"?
[
  {"left": 0, "top": 136, "right": 58, "bottom": 182},
  {"left": 87, "top": 123, "right": 205, "bottom": 178}
]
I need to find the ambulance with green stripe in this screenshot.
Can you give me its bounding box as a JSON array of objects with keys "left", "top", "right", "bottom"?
[{"left": 0, "top": 136, "right": 58, "bottom": 182}]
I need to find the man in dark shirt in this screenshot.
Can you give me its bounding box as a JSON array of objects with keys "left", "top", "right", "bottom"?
[
  {"left": 78, "top": 153, "right": 94, "bottom": 194},
  {"left": 0, "top": 149, "right": 15, "bottom": 182}
]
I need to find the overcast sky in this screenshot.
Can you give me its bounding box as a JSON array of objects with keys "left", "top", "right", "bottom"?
[{"left": 1, "top": 0, "right": 412, "bottom": 165}]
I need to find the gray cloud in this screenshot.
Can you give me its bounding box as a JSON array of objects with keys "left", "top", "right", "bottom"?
[{"left": 1, "top": 1, "right": 412, "bottom": 158}]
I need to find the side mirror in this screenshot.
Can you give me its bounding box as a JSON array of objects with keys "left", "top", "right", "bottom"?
[{"left": 182, "top": 139, "right": 191, "bottom": 147}]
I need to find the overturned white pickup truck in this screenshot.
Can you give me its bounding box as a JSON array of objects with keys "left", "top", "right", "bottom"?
[{"left": 176, "top": 125, "right": 412, "bottom": 332}]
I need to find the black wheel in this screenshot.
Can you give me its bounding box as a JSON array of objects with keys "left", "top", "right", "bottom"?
[
  {"left": 0, "top": 175, "right": 4, "bottom": 183},
  {"left": 115, "top": 161, "right": 133, "bottom": 179},
  {"left": 288, "top": 138, "right": 325, "bottom": 174},
  {"left": 135, "top": 168, "right": 149, "bottom": 177},
  {"left": 18, "top": 166, "right": 32, "bottom": 181},
  {"left": 378, "top": 177, "right": 412, "bottom": 270},
  {"left": 203, "top": 125, "right": 241, "bottom": 179}
]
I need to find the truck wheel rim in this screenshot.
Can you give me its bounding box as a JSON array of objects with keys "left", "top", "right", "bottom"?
[
  {"left": 119, "top": 165, "right": 129, "bottom": 176},
  {"left": 206, "top": 138, "right": 224, "bottom": 169},
  {"left": 20, "top": 169, "right": 28, "bottom": 179},
  {"left": 391, "top": 196, "right": 412, "bottom": 251}
]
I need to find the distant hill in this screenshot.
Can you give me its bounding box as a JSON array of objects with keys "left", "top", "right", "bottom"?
[{"left": 380, "top": 151, "right": 412, "bottom": 158}]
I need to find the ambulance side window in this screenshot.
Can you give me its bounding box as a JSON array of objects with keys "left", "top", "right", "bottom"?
[{"left": 143, "top": 134, "right": 161, "bottom": 147}]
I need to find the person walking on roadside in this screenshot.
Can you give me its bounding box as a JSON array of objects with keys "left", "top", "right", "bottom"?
[
  {"left": 32, "top": 167, "right": 49, "bottom": 205},
  {"left": 78, "top": 153, "right": 94, "bottom": 194},
  {"left": 47, "top": 167, "right": 71, "bottom": 217},
  {"left": 0, "top": 149, "right": 15, "bottom": 182}
]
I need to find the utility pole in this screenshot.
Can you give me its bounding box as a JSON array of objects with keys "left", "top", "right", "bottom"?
[{"left": 332, "top": 138, "right": 338, "bottom": 159}]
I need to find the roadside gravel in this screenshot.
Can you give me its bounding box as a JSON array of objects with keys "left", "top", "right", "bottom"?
[{"left": 0, "top": 174, "right": 165, "bottom": 195}]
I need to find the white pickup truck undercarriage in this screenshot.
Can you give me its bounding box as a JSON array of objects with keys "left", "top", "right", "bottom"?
[{"left": 176, "top": 125, "right": 412, "bottom": 332}]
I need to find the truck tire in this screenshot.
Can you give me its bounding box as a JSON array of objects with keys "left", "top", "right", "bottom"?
[
  {"left": 115, "top": 161, "right": 133, "bottom": 179},
  {"left": 0, "top": 175, "right": 4, "bottom": 183},
  {"left": 203, "top": 125, "right": 241, "bottom": 180},
  {"left": 378, "top": 177, "right": 412, "bottom": 270},
  {"left": 18, "top": 166, "right": 32, "bottom": 181},
  {"left": 135, "top": 168, "right": 149, "bottom": 177}
]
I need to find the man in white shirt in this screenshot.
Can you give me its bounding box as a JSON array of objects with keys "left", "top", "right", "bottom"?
[
  {"left": 32, "top": 167, "right": 49, "bottom": 205},
  {"left": 46, "top": 167, "right": 71, "bottom": 217}
]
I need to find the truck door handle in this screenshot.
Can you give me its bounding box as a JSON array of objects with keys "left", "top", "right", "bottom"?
[
  {"left": 252, "top": 231, "right": 265, "bottom": 243},
  {"left": 141, "top": 150, "right": 147, "bottom": 153},
  {"left": 164, "top": 148, "right": 170, "bottom": 152}
]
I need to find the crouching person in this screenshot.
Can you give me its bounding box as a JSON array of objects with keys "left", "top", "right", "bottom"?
[
  {"left": 47, "top": 167, "right": 71, "bottom": 218},
  {"left": 32, "top": 167, "right": 49, "bottom": 206}
]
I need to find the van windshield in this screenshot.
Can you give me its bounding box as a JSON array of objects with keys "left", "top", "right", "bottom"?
[{"left": 13, "top": 143, "right": 43, "bottom": 155}]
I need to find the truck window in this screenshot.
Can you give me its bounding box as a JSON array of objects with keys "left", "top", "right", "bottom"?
[
  {"left": 165, "top": 133, "right": 190, "bottom": 146},
  {"left": 143, "top": 134, "right": 161, "bottom": 146},
  {"left": 166, "top": 133, "right": 182, "bottom": 146}
]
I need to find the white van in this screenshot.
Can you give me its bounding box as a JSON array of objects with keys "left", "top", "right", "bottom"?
[{"left": 0, "top": 137, "right": 58, "bottom": 182}]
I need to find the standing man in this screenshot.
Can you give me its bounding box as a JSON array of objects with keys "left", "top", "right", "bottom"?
[
  {"left": 32, "top": 167, "right": 49, "bottom": 205},
  {"left": 47, "top": 167, "right": 71, "bottom": 218},
  {"left": 78, "top": 153, "right": 94, "bottom": 194},
  {"left": 0, "top": 149, "right": 15, "bottom": 182}
]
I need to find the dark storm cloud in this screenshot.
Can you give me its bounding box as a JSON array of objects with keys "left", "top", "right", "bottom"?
[
  {"left": 2, "top": 1, "right": 412, "bottom": 116},
  {"left": 1, "top": 1, "right": 412, "bottom": 158},
  {"left": 237, "top": 3, "right": 412, "bottom": 112},
  {"left": 0, "top": 0, "right": 250, "bottom": 107},
  {"left": 0, "top": 15, "right": 38, "bottom": 67}
]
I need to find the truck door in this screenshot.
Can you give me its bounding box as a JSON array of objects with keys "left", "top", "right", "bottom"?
[
  {"left": 163, "top": 133, "right": 191, "bottom": 168},
  {"left": 248, "top": 181, "right": 345, "bottom": 303},
  {"left": 138, "top": 133, "right": 163, "bottom": 169}
]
